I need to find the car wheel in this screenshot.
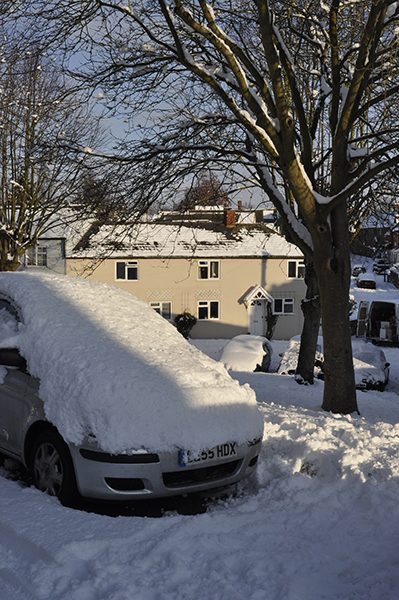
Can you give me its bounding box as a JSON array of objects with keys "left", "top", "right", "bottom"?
[{"left": 30, "top": 430, "right": 79, "bottom": 506}]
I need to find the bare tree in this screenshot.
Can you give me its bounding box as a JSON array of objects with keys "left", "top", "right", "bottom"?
[
  {"left": 8, "top": 0, "right": 399, "bottom": 413},
  {"left": 179, "top": 173, "right": 231, "bottom": 210},
  {"left": 0, "top": 40, "right": 106, "bottom": 270}
]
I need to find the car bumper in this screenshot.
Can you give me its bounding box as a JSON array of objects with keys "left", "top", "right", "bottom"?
[{"left": 68, "top": 439, "right": 261, "bottom": 501}]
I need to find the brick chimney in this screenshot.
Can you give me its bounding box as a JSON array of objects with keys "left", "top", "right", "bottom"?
[{"left": 226, "top": 210, "right": 236, "bottom": 227}]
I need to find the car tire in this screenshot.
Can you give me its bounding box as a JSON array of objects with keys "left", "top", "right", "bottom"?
[{"left": 30, "top": 430, "right": 79, "bottom": 506}]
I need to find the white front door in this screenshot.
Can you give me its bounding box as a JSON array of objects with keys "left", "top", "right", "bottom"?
[{"left": 248, "top": 300, "right": 265, "bottom": 336}]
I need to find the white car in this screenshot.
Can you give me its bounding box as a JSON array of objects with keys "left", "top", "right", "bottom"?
[
  {"left": 277, "top": 336, "right": 324, "bottom": 378},
  {"left": 220, "top": 334, "right": 273, "bottom": 373},
  {"left": 352, "top": 264, "right": 366, "bottom": 277},
  {"left": 0, "top": 271, "right": 263, "bottom": 506},
  {"left": 352, "top": 340, "right": 390, "bottom": 391},
  {"left": 356, "top": 272, "right": 377, "bottom": 289}
]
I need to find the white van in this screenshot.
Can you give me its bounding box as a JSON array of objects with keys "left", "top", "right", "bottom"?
[{"left": 357, "top": 300, "right": 399, "bottom": 344}]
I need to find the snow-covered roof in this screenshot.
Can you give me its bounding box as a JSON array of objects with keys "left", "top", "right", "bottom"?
[
  {"left": 33, "top": 209, "right": 95, "bottom": 252},
  {"left": 70, "top": 223, "right": 303, "bottom": 259},
  {"left": 0, "top": 271, "right": 263, "bottom": 454}
]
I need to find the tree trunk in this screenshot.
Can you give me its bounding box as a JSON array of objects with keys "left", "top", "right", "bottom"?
[
  {"left": 295, "top": 260, "right": 321, "bottom": 384},
  {"left": 0, "top": 260, "right": 20, "bottom": 271},
  {"left": 313, "top": 203, "right": 358, "bottom": 414},
  {"left": 0, "top": 234, "right": 20, "bottom": 271}
]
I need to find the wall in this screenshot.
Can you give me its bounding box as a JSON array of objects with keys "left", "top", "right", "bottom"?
[
  {"left": 24, "top": 239, "right": 66, "bottom": 275},
  {"left": 67, "top": 255, "right": 305, "bottom": 340}
]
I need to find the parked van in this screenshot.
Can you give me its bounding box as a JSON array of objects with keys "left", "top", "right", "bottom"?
[{"left": 357, "top": 300, "right": 399, "bottom": 344}]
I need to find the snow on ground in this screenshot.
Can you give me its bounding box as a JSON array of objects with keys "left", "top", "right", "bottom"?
[{"left": 1, "top": 271, "right": 399, "bottom": 599}]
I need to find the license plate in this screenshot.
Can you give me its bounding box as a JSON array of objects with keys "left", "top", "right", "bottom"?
[{"left": 179, "top": 442, "right": 237, "bottom": 467}]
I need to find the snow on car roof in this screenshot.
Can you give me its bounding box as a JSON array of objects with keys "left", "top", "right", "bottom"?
[
  {"left": 220, "top": 335, "right": 273, "bottom": 372},
  {"left": 0, "top": 271, "right": 263, "bottom": 454}
]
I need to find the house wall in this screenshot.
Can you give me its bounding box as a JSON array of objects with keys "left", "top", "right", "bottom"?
[{"left": 67, "top": 256, "right": 305, "bottom": 340}]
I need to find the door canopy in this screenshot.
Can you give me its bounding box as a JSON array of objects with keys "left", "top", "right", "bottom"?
[{"left": 239, "top": 285, "right": 273, "bottom": 308}]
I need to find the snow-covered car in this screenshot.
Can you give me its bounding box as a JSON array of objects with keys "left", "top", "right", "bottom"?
[
  {"left": 278, "top": 336, "right": 389, "bottom": 391},
  {"left": 356, "top": 272, "right": 377, "bottom": 289},
  {"left": 0, "top": 272, "right": 263, "bottom": 506},
  {"left": 277, "top": 336, "right": 324, "bottom": 379},
  {"left": 220, "top": 334, "right": 273, "bottom": 373},
  {"left": 372, "top": 259, "right": 391, "bottom": 275},
  {"left": 352, "top": 264, "right": 366, "bottom": 277},
  {"left": 352, "top": 340, "right": 390, "bottom": 391}
]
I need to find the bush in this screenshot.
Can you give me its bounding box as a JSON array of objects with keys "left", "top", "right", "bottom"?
[{"left": 174, "top": 312, "right": 197, "bottom": 339}]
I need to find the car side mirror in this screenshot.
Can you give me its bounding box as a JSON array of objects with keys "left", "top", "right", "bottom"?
[{"left": 0, "top": 348, "right": 27, "bottom": 372}]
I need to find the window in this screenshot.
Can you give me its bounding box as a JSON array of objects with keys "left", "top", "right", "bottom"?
[
  {"left": 0, "top": 299, "right": 20, "bottom": 321},
  {"left": 288, "top": 260, "right": 305, "bottom": 279},
  {"left": 198, "top": 300, "right": 220, "bottom": 320},
  {"left": 274, "top": 298, "right": 294, "bottom": 314},
  {"left": 198, "top": 260, "right": 220, "bottom": 280},
  {"left": 116, "top": 261, "right": 139, "bottom": 281},
  {"left": 150, "top": 301, "right": 172, "bottom": 320},
  {"left": 27, "top": 246, "right": 47, "bottom": 267}
]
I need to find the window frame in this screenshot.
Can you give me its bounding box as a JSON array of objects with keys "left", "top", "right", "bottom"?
[
  {"left": 287, "top": 260, "right": 305, "bottom": 279},
  {"left": 149, "top": 301, "right": 172, "bottom": 320},
  {"left": 115, "top": 260, "right": 139, "bottom": 281},
  {"left": 273, "top": 298, "right": 295, "bottom": 315},
  {"left": 197, "top": 300, "right": 220, "bottom": 320},
  {"left": 27, "top": 245, "right": 48, "bottom": 267},
  {"left": 197, "top": 260, "right": 220, "bottom": 280}
]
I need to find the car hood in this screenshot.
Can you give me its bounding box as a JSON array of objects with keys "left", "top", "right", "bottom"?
[{"left": 0, "top": 271, "right": 263, "bottom": 454}]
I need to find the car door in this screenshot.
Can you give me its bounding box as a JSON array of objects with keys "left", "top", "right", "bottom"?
[
  {"left": 0, "top": 365, "right": 31, "bottom": 459},
  {"left": 356, "top": 301, "right": 369, "bottom": 338}
]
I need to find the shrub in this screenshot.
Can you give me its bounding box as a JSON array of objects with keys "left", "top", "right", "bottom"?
[{"left": 174, "top": 312, "right": 197, "bottom": 339}]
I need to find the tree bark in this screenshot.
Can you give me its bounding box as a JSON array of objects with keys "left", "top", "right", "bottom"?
[
  {"left": 296, "top": 260, "right": 321, "bottom": 385},
  {"left": 0, "top": 233, "right": 20, "bottom": 271},
  {"left": 313, "top": 203, "right": 358, "bottom": 414}
]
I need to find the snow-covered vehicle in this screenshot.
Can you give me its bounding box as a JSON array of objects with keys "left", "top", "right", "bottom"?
[
  {"left": 351, "top": 340, "right": 390, "bottom": 391},
  {"left": 0, "top": 272, "right": 263, "bottom": 506},
  {"left": 356, "top": 272, "right": 376, "bottom": 289},
  {"left": 219, "top": 334, "right": 273, "bottom": 373},
  {"left": 352, "top": 264, "right": 366, "bottom": 277},
  {"left": 278, "top": 336, "right": 389, "bottom": 391},
  {"left": 277, "top": 336, "right": 324, "bottom": 379},
  {"left": 372, "top": 258, "right": 391, "bottom": 275}
]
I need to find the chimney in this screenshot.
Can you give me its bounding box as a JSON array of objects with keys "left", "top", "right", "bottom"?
[
  {"left": 238, "top": 200, "right": 242, "bottom": 211},
  {"left": 226, "top": 210, "right": 236, "bottom": 228}
]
